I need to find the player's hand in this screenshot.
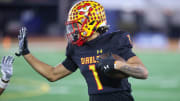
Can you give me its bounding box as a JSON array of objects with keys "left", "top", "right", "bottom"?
[
  {"left": 0, "top": 56, "right": 14, "bottom": 81},
  {"left": 96, "top": 53, "right": 115, "bottom": 74},
  {"left": 15, "top": 27, "right": 30, "bottom": 56}
]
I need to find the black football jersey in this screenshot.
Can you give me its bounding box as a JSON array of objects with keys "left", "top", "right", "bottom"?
[{"left": 62, "top": 31, "right": 136, "bottom": 95}]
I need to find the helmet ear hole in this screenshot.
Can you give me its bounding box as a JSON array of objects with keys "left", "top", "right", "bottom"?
[{"left": 96, "top": 25, "right": 109, "bottom": 34}]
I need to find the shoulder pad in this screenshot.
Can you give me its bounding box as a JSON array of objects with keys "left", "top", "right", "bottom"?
[
  {"left": 107, "top": 30, "right": 129, "bottom": 39},
  {"left": 105, "top": 30, "right": 128, "bottom": 38}
]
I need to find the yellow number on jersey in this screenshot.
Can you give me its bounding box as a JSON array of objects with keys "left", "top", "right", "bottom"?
[{"left": 89, "top": 64, "right": 103, "bottom": 90}]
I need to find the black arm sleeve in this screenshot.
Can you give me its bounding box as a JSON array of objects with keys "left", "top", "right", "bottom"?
[
  {"left": 62, "top": 43, "right": 78, "bottom": 72},
  {"left": 113, "top": 32, "right": 136, "bottom": 61},
  {"left": 62, "top": 57, "right": 78, "bottom": 72}
]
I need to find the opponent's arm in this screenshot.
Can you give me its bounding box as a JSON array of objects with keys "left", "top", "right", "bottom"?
[
  {"left": 115, "top": 56, "right": 148, "bottom": 79},
  {"left": 0, "top": 80, "right": 8, "bottom": 95},
  {"left": 16, "top": 27, "right": 72, "bottom": 82},
  {"left": 24, "top": 54, "right": 72, "bottom": 82},
  {"left": 0, "top": 88, "right": 5, "bottom": 95}
]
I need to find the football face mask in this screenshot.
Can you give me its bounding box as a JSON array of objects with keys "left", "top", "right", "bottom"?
[{"left": 66, "top": 22, "right": 86, "bottom": 46}]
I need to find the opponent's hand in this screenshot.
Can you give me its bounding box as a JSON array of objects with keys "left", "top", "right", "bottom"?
[
  {"left": 15, "top": 27, "right": 30, "bottom": 56},
  {"left": 0, "top": 56, "right": 14, "bottom": 81},
  {"left": 96, "top": 53, "right": 115, "bottom": 74}
]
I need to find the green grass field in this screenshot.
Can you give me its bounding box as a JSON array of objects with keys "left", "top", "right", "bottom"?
[{"left": 0, "top": 47, "right": 180, "bottom": 101}]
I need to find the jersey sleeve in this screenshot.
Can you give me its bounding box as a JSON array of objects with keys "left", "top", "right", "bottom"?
[
  {"left": 113, "top": 32, "right": 136, "bottom": 61},
  {"left": 62, "top": 44, "right": 78, "bottom": 72}
]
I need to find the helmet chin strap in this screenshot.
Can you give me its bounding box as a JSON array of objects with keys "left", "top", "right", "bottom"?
[
  {"left": 76, "top": 38, "right": 87, "bottom": 46},
  {"left": 77, "top": 40, "right": 85, "bottom": 46}
]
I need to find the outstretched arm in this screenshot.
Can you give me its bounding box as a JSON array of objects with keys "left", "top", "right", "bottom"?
[
  {"left": 24, "top": 54, "right": 72, "bottom": 82},
  {"left": 16, "top": 27, "right": 72, "bottom": 82},
  {"left": 115, "top": 56, "right": 148, "bottom": 79}
]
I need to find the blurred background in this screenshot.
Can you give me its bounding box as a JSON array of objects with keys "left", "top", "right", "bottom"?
[{"left": 0, "top": 0, "right": 180, "bottom": 101}]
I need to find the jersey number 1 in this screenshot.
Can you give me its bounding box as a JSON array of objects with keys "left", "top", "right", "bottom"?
[{"left": 89, "top": 64, "right": 103, "bottom": 90}]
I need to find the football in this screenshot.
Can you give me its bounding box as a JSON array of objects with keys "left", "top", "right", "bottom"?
[{"left": 99, "top": 53, "right": 129, "bottom": 79}]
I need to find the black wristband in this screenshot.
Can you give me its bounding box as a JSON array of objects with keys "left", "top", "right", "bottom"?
[
  {"left": 1, "top": 78, "right": 9, "bottom": 83},
  {"left": 22, "top": 49, "right": 30, "bottom": 55}
]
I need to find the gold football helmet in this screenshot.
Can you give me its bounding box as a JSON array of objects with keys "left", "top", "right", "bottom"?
[{"left": 66, "top": 0, "right": 108, "bottom": 46}]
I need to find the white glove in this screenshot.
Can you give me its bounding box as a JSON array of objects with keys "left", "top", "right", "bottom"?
[{"left": 0, "top": 56, "right": 14, "bottom": 81}]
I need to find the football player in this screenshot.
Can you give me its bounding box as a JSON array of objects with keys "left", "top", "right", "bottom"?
[
  {"left": 0, "top": 56, "right": 14, "bottom": 95},
  {"left": 16, "top": 1, "right": 148, "bottom": 101}
]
